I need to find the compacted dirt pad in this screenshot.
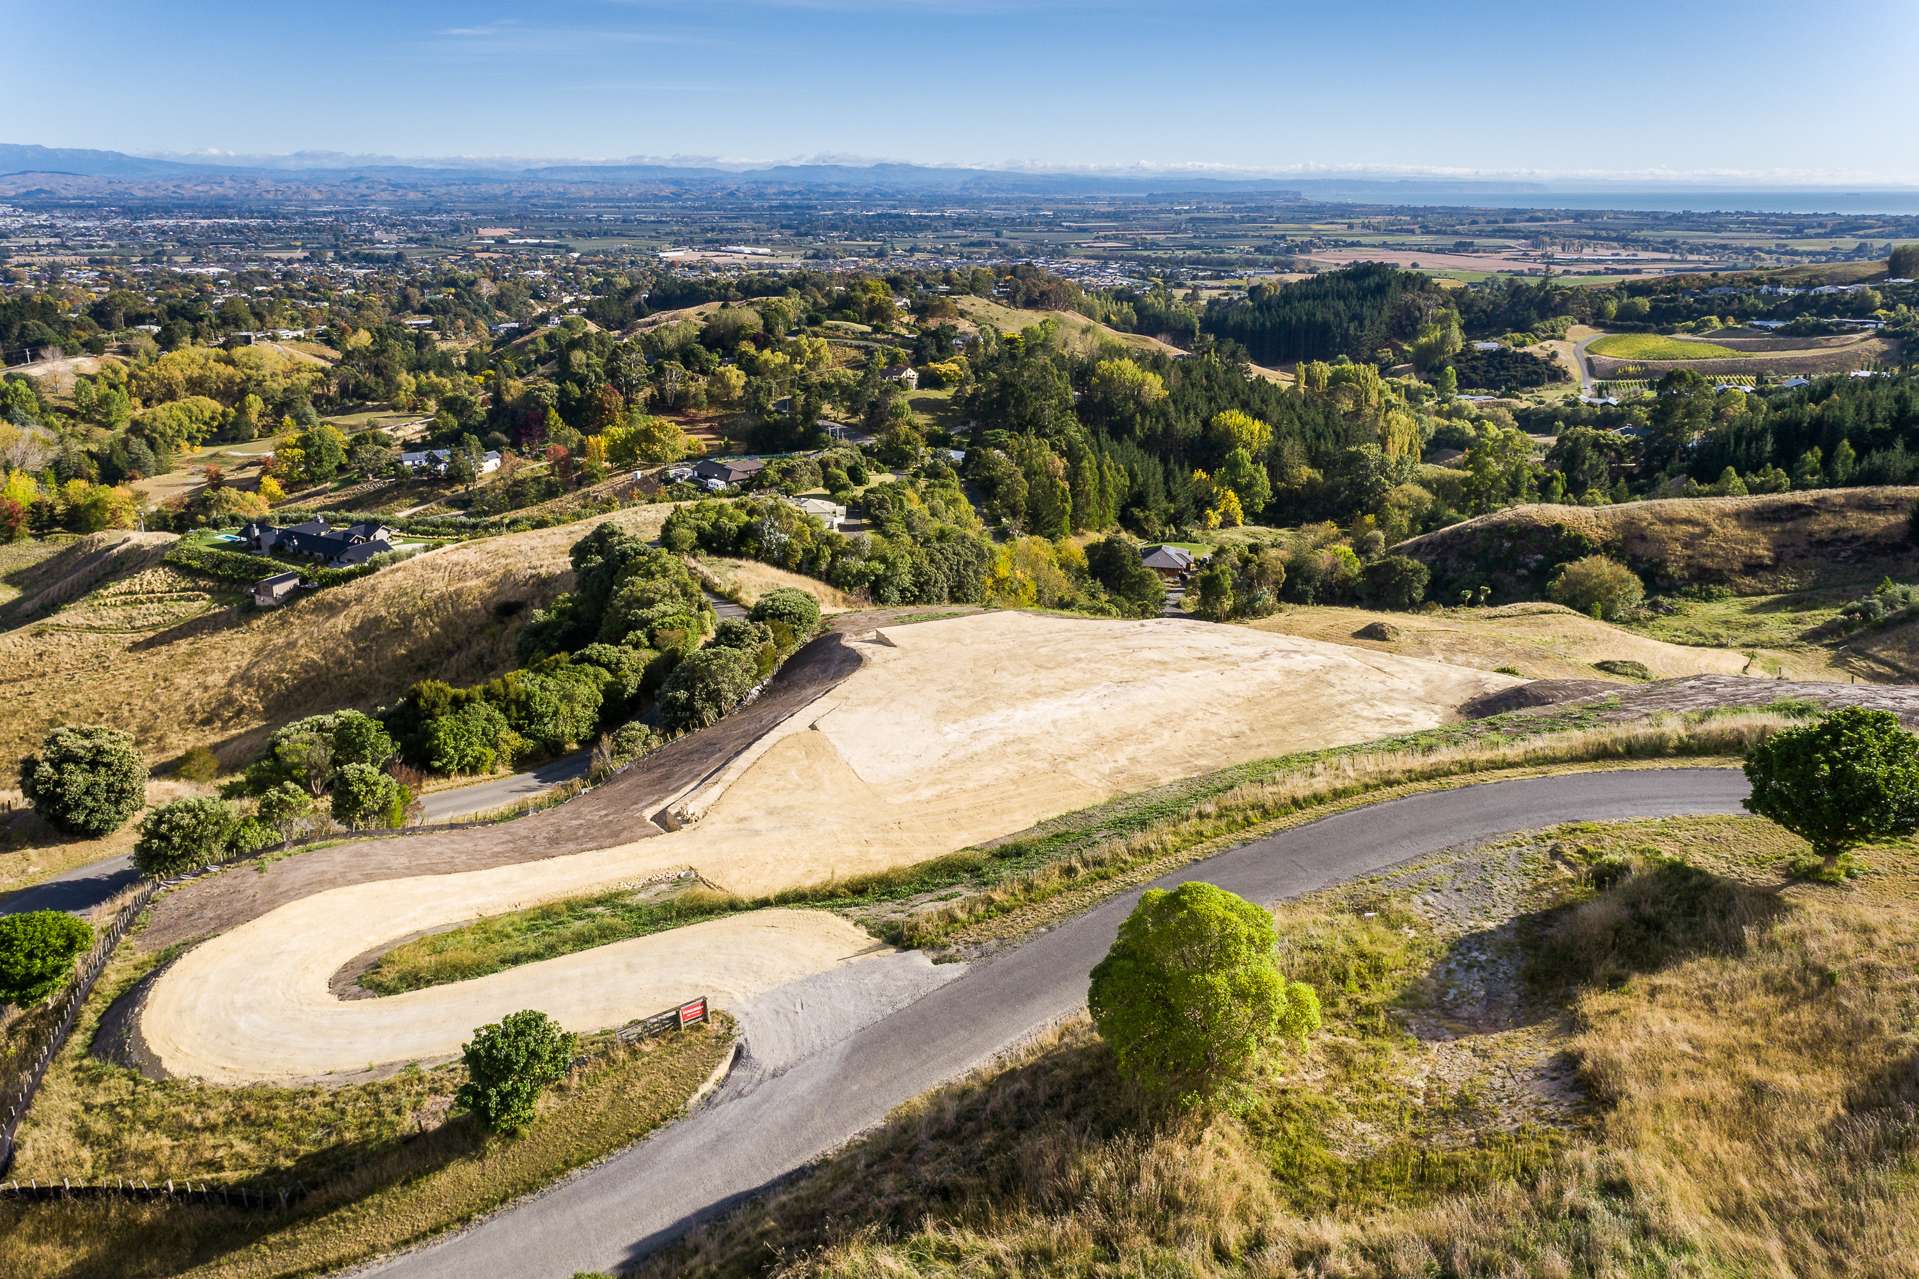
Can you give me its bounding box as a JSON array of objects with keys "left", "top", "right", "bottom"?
[{"left": 136, "top": 612, "right": 1513, "bottom": 1084}]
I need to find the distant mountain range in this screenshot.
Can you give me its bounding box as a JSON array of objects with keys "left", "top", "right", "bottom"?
[
  {"left": 0, "top": 143, "right": 1312, "bottom": 198},
  {"left": 0, "top": 143, "right": 1575, "bottom": 202},
  {"left": 7, "top": 144, "right": 1917, "bottom": 215}
]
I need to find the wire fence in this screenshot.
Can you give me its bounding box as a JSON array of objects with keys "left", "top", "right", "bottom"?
[
  {"left": 0, "top": 993, "right": 712, "bottom": 1210},
  {"left": 0, "top": 881, "right": 154, "bottom": 1178},
  {"left": 0, "top": 1176, "right": 309, "bottom": 1210}
]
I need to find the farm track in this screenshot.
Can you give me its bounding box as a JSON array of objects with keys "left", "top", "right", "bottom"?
[{"left": 134, "top": 625, "right": 867, "bottom": 952}]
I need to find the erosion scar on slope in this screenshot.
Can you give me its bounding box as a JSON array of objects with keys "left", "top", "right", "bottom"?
[{"left": 134, "top": 612, "right": 1517, "bottom": 1085}]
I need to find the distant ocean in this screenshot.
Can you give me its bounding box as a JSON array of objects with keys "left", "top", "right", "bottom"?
[{"left": 1319, "top": 188, "right": 1919, "bottom": 216}]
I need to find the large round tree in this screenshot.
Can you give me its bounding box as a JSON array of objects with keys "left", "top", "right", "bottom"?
[
  {"left": 18, "top": 725, "right": 146, "bottom": 837},
  {"left": 1744, "top": 706, "right": 1919, "bottom": 875},
  {"left": 1088, "top": 881, "right": 1320, "bottom": 1108}
]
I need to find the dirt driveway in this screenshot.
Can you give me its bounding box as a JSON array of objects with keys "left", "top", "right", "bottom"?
[{"left": 137, "top": 624, "right": 869, "bottom": 951}]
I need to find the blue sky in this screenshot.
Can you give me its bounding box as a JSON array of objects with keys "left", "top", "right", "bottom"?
[{"left": 7, "top": 0, "right": 1918, "bottom": 184}]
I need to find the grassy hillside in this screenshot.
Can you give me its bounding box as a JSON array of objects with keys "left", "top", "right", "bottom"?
[
  {"left": 0, "top": 507, "right": 674, "bottom": 779},
  {"left": 1396, "top": 487, "right": 1919, "bottom": 600},
  {"left": 0, "top": 530, "right": 177, "bottom": 625},
  {"left": 954, "top": 296, "right": 1184, "bottom": 358},
  {"left": 1248, "top": 601, "right": 1840, "bottom": 682},
  {"left": 646, "top": 814, "right": 1919, "bottom": 1279}
]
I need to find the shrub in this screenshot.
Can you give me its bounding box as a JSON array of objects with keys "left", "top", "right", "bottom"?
[
  {"left": 658, "top": 646, "right": 759, "bottom": 732},
  {"left": 424, "top": 701, "right": 520, "bottom": 775},
  {"left": 1744, "top": 705, "right": 1919, "bottom": 874},
  {"left": 1358, "top": 554, "right": 1430, "bottom": 609},
  {"left": 19, "top": 725, "right": 147, "bottom": 837},
  {"left": 487, "top": 666, "right": 605, "bottom": 755},
  {"left": 175, "top": 745, "right": 220, "bottom": 783},
  {"left": 1088, "top": 881, "right": 1320, "bottom": 1108},
  {"left": 0, "top": 910, "right": 93, "bottom": 1006},
  {"left": 132, "top": 797, "right": 240, "bottom": 878},
  {"left": 570, "top": 643, "right": 653, "bottom": 719},
  {"left": 244, "top": 710, "right": 395, "bottom": 797},
  {"left": 749, "top": 587, "right": 822, "bottom": 640},
  {"left": 254, "top": 780, "right": 318, "bottom": 845},
  {"left": 229, "top": 816, "right": 279, "bottom": 856},
  {"left": 1593, "top": 659, "right": 1653, "bottom": 680},
  {"left": 1548, "top": 554, "right": 1644, "bottom": 621},
  {"left": 455, "top": 1009, "right": 578, "bottom": 1134},
  {"left": 711, "top": 618, "right": 779, "bottom": 679},
  {"left": 607, "top": 722, "right": 663, "bottom": 765},
  {"left": 329, "top": 763, "right": 409, "bottom": 829}
]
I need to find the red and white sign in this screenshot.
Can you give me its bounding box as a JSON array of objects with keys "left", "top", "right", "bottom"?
[{"left": 678, "top": 996, "right": 708, "bottom": 1028}]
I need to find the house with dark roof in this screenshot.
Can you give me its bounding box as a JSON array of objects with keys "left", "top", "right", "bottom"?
[
  {"left": 240, "top": 518, "right": 395, "bottom": 568},
  {"left": 691, "top": 457, "right": 767, "bottom": 490},
  {"left": 1140, "top": 544, "right": 1199, "bottom": 582}
]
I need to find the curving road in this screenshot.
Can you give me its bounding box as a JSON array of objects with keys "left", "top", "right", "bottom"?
[
  {"left": 0, "top": 761, "right": 594, "bottom": 920},
  {"left": 364, "top": 766, "right": 1750, "bottom": 1279}
]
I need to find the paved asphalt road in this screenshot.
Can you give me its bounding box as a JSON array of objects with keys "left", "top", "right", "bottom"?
[
  {"left": 0, "top": 852, "right": 140, "bottom": 917},
  {"left": 2, "top": 756, "right": 598, "bottom": 918},
  {"left": 366, "top": 766, "right": 1750, "bottom": 1279},
  {"left": 415, "top": 750, "right": 594, "bottom": 823}
]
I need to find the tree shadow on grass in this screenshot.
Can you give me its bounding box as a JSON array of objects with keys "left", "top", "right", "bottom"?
[
  {"left": 632, "top": 1031, "right": 1161, "bottom": 1278},
  {"left": 10, "top": 1116, "right": 490, "bottom": 1279},
  {"left": 1521, "top": 858, "right": 1789, "bottom": 997},
  {"left": 1410, "top": 860, "right": 1792, "bottom": 1041}
]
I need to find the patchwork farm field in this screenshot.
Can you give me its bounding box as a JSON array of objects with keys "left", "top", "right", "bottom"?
[
  {"left": 1588, "top": 333, "right": 1744, "bottom": 360},
  {"left": 1585, "top": 328, "right": 1897, "bottom": 380}
]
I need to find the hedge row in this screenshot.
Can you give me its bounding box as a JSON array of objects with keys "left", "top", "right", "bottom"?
[{"left": 164, "top": 541, "right": 379, "bottom": 590}]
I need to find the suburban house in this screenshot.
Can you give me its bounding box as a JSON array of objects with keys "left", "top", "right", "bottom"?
[
  {"left": 784, "top": 495, "right": 847, "bottom": 530},
  {"left": 251, "top": 571, "right": 303, "bottom": 608},
  {"left": 400, "top": 448, "right": 502, "bottom": 477},
  {"left": 691, "top": 457, "right": 767, "bottom": 490},
  {"left": 240, "top": 518, "right": 396, "bottom": 568},
  {"left": 1139, "top": 544, "right": 1199, "bottom": 582},
  {"left": 883, "top": 365, "right": 920, "bottom": 390}
]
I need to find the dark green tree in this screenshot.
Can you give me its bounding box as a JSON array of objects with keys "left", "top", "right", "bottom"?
[
  {"left": 1085, "top": 535, "right": 1166, "bottom": 618},
  {"left": 132, "top": 797, "right": 240, "bottom": 878},
  {"left": 19, "top": 725, "right": 146, "bottom": 837},
  {"left": 658, "top": 647, "right": 759, "bottom": 732},
  {"left": 1744, "top": 706, "right": 1919, "bottom": 875},
  {"left": 329, "top": 763, "right": 408, "bottom": 829}
]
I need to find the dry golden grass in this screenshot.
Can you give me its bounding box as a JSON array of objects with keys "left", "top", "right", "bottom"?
[
  {"left": 698, "top": 555, "right": 860, "bottom": 613},
  {"left": 0, "top": 534, "right": 77, "bottom": 610},
  {"left": 0, "top": 531, "right": 176, "bottom": 624},
  {"left": 0, "top": 923, "right": 732, "bottom": 1279},
  {"left": 1249, "top": 601, "right": 1841, "bottom": 683},
  {"left": 1397, "top": 486, "right": 1919, "bottom": 595},
  {"left": 0, "top": 507, "right": 674, "bottom": 779},
  {"left": 649, "top": 814, "right": 1919, "bottom": 1279},
  {"left": 953, "top": 296, "right": 1182, "bottom": 358}
]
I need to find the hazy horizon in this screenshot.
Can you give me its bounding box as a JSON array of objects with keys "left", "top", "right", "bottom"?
[{"left": 9, "top": 0, "right": 1918, "bottom": 189}]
